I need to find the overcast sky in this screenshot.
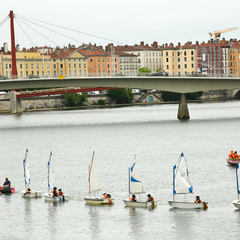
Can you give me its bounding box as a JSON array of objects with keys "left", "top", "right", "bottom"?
[{"left": 1, "top": 0, "right": 240, "bottom": 50}]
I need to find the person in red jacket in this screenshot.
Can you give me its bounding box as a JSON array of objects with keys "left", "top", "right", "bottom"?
[
  {"left": 195, "top": 196, "right": 202, "bottom": 203},
  {"left": 130, "top": 194, "right": 137, "bottom": 202},
  {"left": 146, "top": 194, "right": 154, "bottom": 202}
]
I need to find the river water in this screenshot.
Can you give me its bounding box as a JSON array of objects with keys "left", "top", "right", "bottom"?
[{"left": 1, "top": 101, "right": 240, "bottom": 239}]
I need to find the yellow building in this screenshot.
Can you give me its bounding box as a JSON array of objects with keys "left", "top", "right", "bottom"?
[
  {"left": 0, "top": 45, "right": 88, "bottom": 79},
  {"left": 162, "top": 42, "right": 197, "bottom": 76}
]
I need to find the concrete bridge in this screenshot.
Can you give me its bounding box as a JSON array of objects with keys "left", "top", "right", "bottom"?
[{"left": 1, "top": 76, "right": 240, "bottom": 119}]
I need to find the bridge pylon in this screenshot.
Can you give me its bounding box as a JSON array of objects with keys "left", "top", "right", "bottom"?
[
  {"left": 10, "top": 91, "right": 22, "bottom": 114},
  {"left": 177, "top": 93, "right": 189, "bottom": 120}
]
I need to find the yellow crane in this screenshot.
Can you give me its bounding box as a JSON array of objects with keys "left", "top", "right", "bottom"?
[{"left": 209, "top": 27, "right": 239, "bottom": 40}]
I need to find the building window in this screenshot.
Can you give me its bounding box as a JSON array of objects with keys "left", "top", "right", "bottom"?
[
  {"left": 166, "top": 58, "right": 168, "bottom": 62},
  {"left": 26, "top": 64, "right": 28, "bottom": 69},
  {"left": 60, "top": 70, "right": 63, "bottom": 75},
  {"left": 79, "top": 70, "right": 82, "bottom": 76},
  {"left": 37, "top": 71, "right": 39, "bottom": 76},
  {"left": 37, "top": 64, "right": 39, "bottom": 69},
  {"left": 69, "top": 70, "right": 71, "bottom": 76},
  {"left": 74, "top": 64, "right": 76, "bottom": 68},
  {"left": 60, "top": 64, "right": 63, "bottom": 68},
  {"left": 20, "top": 64, "right": 22, "bottom": 69},
  {"left": 178, "top": 58, "right": 180, "bottom": 62},
  {"left": 26, "top": 71, "right": 28, "bottom": 76},
  {"left": 184, "top": 57, "right": 187, "bottom": 62},
  {"left": 98, "top": 58, "right": 100, "bottom": 62},
  {"left": 178, "top": 65, "right": 180, "bottom": 69},
  {"left": 20, "top": 71, "right": 23, "bottom": 77},
  {"left": 191, "top": 64, "right": 194, "bottom": 68},
  {"left": 98, "top": 64, "right": 100, "bottom": 68},
  {"left": 74, "top": 70, "right": 77, "bottom": 76},
  {"left": 54, "top": 71, "right": 56, "bottom": 76},
  {"left": 84, "top": 64, "right": 86, "bottom": 68},
  {"left": 54, "top": 64, "right": 56, "bottom": 69},
  {"left": 120, "top": 65, "right": 122, "bottom": 70},
  {"left": 69, "top": 64, "right": 71, "bottom": 68},
  {"left": 31, "top": 71, "right": 34, "bottom": 75},
  {"left": 90, "top": 58, "right": 93, "bottom": 62},
  {"left": 84, "top": 70, "right": 86, "bottom": 76},
  {"left": 166, "top": 52, "right": 168, "bottom": 57},
  {"left": 184, "top": 51, "right": 186, "bottom": 56},
  {"left": 108, "top": 64, "right": 110, "bottom": 68},
  {"left": 138, "top": 59, "right": 141, "bottom": 63},
  {"left": 184, "top": 64, "right": 187, "bottom": 68},
  {"left": 31, "top": 64, "right": 34, "bottom": 69},
  {"left": 191, "top": 57, "right": 194, "bottom": 61},
  {"left": 9, "top": 64, "right": 12, "bottom": 69},
  {"left": 166, "top": 65, "right": 169, "bottom": 69},
  {"left": 233, "top": 62, "right": 235, "bottom": 66},
  {"left": 191, "top": 51, "right": 193, "bottom": 55}
]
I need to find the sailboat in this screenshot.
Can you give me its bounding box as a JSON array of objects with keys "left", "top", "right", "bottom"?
[
  {"left": 43, "top": 151, "right": 69, "bottom": 202},
  {"left": 232, "top": 163, "right": 240, "bottom": 208},
  {"left": 21, "top": 149, "right": 42, "bottom": 198},
  {"left": 168, "top": 153, "right": 208, "bottom": 209},
  {"left": 123, "top": 155, "right": 156, "bottom": 207},
  {"left": 84, "top": 151, "right": 114, "bottom": 204}
]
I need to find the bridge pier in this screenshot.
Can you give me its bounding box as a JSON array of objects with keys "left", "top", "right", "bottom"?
[
  {"left": 10, "top": 91, "right": 23, "bottom": 114},
  {"left": 177, "top": 93, "right": 189, "bottom": 120}
]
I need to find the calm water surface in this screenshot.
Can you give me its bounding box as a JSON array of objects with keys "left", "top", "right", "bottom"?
[{"left": 1, "top": 101, "right": 240, "bottom": 239}]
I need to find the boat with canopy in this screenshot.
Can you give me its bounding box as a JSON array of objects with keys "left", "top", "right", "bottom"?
[
  {"left": 233, "top": 163, "right": 240, "bottom": 209},
  {"left": 43, "top": 151, "right": 69, "bottom": 202},
  {"left": 84, "top": 151, "right": 114, "bottom": 204},
  {"left": 123, "top": 155, "right": 156, "bottom": 207},
  {"left": 168, "top": 153, "right": 208, "bottom": 209},
  {"left": 21, "top": 149, "right": 42, "bottom": 198}
]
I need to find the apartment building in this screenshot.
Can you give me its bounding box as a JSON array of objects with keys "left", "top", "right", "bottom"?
[
  {"left": 113, "top": 41, "right": 162, "bottom": 74},
  {"left": 229, "top": 41, "right": 240, "bottom": 77},
  {"left": 162, "top": 42, "right": 197, "bottom": 76}
]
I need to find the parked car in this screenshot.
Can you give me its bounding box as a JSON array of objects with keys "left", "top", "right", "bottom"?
[{"left": 150, "top": 71, "right": 169, "bottom": 77}]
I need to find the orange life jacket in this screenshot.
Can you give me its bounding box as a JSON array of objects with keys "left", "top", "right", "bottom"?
[
  {"left": 195, "top": 199, "right": 202, "bottom": 203},
  {"left": 58, "top": 191, "right": 64, "bottom": 196},
  {"left": 148, "top": 197, "right": 154, "bottom": 201},
  {"left": 52, "top": 190, "right": 58, "bottom": 197},
  {"left": 229, "top": 151, "right": 234, "bottom": 158},
  {"left": 130, "top": 197, "right": 133, "bottom": 201}
]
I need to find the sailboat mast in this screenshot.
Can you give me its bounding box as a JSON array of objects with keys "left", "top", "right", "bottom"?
[
  {"left": 236, "top": 164, "right": 240, "bottom": 200},
  {"left": 129, "top": 167, "right": 130, "bottom": 198}
]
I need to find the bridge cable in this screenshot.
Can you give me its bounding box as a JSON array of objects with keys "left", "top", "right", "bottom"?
[
  {"left": 0, "top": 15, "right": 9, "bottom": 28},
  {"left": 16, "top": 15, "right": 84, "bottom": 46},
  {"left": 15, "top": 16, "right": 59, "bottom": 46},
  {"left": 15, "top": 13, "right": 127, "bottom": 46},
  {"left": 15, "top": 18, "right": 36, "bottom": 47}
]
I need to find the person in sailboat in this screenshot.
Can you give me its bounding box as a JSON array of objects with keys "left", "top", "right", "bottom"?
[
  {"left": 146, "top": 194, "right": 154, "bottom": 202},
  {"left": 24, "top": 188, "right": 34, "bottom": 196},
  {"left": 130, "top": 194, "right": 137, "bottom": 202},
  {"left": 58, "top": 189, "right": 64, "bottom": 197},
  {"left": 52, "top": 187, "right": 58, "bottom": 197},
  {"left": 194, "top": 196, "right": 202, "bottom": 203},
  {"left": 101, "top": 193, "right": 108, "bottom": 199}
]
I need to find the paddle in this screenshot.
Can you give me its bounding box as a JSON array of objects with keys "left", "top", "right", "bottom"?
[{"left": 152, "top": 201, "right": 155, "bottom": 209}]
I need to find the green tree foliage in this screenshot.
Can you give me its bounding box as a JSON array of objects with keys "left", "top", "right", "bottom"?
[
  {"left": 107, "top": 89, "right": 134, "bottom": 104},
  {"left": 138, "top": 67, "right": 151, "bottom": 76},
  {"left": 161, "top": 91, "right": 202, "bottom": 101},
  {"left": 156, "top": 68, "right": 161, "bottom": 72},
  {"left": 64, "top": 93, "right": 87, "bottom": 106},
  {"left": 98, "top": 99, "right": 106, "bottom": 105}
]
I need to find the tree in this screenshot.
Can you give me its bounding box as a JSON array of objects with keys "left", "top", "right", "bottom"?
[
  {"left": 156, "top": 68, "right": 161, "bottom": 72},
  {"left": 64, "top": 93, "right": 87, "bottom": 106},
  {"left": 138, "top": 67, "right": 151, "bottom": 76},
  {"left": 161, "top": 91, "right": 202, "bottom": 101},
  {"left": 107, "top": 89, "right": 134, "bottom": 104}
]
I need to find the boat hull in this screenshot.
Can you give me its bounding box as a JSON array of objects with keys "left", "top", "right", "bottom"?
[
  {"left": 44, "top": 193, "right": 69, "bottom": 202},
  {"left": 0, "top": 187, "right": 16, "bottom": 194},
  {"left": 226, "top": 157, "right": 240, "bottom": 166},
  {"left": 84, "top": 197, "right": 114, "bottom": 205},
  {"left": 168, "top": 201, "right": 207, "bottom": 209},
  {"left": 232, "top": 200, "right": 240, "bottom": 209},
  {"left": 22, "top": 190, "right": 42, "bottom": 198},
  {"left": 124, "top": 200, "right": 157, "bottom": 208}
]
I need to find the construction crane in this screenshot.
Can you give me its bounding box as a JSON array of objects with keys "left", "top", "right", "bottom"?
[{"left": 209, "top": 27, "right": 239, "bottom": 40}]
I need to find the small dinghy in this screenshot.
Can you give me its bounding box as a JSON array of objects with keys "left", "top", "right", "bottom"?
[
  {"left": 21, "top": 149, "right": 42, "bottom": 198},
  {"left": 226, "top": 156, "right": 240, "bottom": 166},
  {"left": 0, "top": 178, "right": 16, "bottom": 194},
  {"left": 123, "top": 155, "right": 156, "bottom": 208},
  {"left": 232, "top": 164, "right": 240, "bottom": 209},
  {"left": 43, "top": 151, "right": 69, "bottom": 202},
  {"left": 84, "top": 151, "right": 114, "bottom": 205},
  {"left": 168, "top": 153, "right": 208, "bottom": 210}
]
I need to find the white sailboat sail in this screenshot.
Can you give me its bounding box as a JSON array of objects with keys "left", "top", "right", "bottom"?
[
  {"left": 173, "top": 153, "right": 193, "bottom": 195},
  {"left": 129, "top": 155, "right": 144, "bottom": 194},
  {"left": 23, "top": 149, "right": 31, "bottom": 190},
  {"left": 89, "top": 151, "right": 100, "bottom": 193},
  {"left": 47, "top": 151, "right": 54, "bottom": 194}
]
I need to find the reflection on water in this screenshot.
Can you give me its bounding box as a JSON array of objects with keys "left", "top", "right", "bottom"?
[{"left": 1, "top": 102, "right": 240, "bottom": 239}]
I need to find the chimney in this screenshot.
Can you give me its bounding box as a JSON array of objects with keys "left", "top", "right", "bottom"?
[
  {"left": 153, "top": 41, "right": 158, "bottom": 48},
  {"left": 178, "top": 42, "right": 181, "bottom": 47},
  {"left": 196, "top": 41, "right": 199, "bottom": 45},
  {"left": 98, "top": 46, "right": 103, "bottom": 50},
  {"left": 16, "top": 44, "right": 20, "bottom": 52},
  {"left": 165, "top": 43, "right": 168, "bottom": 47},
  {"left": 3, "top": 43, "right": 8, "bottom": 53},
  {"left": 105, "top": 46, "right": 111, "bottom": 52},
  {"left": 57, "top": 49, "right": 61, "bottom": 56},
  {"left": 170, "top": 43, "right": 174, "bottom": 47},
  {"left": 140, "top": 41, "right": 144, "bottom": 46},
  {"left": 125, "top": 45, "right": 128, "bottom": 49},
  {"left": 146, "top": 44, "right": 149, "bottom": 47},
  {"left": 210, "top": 39, "right": 213, "bottom": 43}
]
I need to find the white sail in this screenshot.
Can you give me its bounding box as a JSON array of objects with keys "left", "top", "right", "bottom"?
[
  {"left": 173, "top": 153, "right": 193, "bottom": 195},
  {"left": 23, "top": 149, "right": 31, "bottom": 190},
  {"left": 89, "top": 151, "right": 100, "bottom": 193},
  {"left": 129, "top": 155, "right": 144, "bottom": 194},
  {"left": 48, "top": 151, "right": 54, "bottom": 194},
  {"left": 236, "top": 164, "right": 240, "bottom": 199}
]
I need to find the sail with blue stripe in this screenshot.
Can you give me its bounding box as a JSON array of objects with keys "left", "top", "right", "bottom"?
[
  {"left": 129, "top": 155, "right": 144, "bottom": 194},
  {"left": 173, "top": 153, "right": 193, "bottom": 195},
  {"left": 47, "top": 151, "right": 54, "bottom": 194},
  {"left": 23, "top": 149, "right": 31, "bottom": 190}
]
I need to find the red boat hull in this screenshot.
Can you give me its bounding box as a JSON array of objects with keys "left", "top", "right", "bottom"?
[{"left": 226, "top": 157, "right": 240, "bottom": 166}]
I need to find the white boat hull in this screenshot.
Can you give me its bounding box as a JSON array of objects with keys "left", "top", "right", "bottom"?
[
  {"left": 168, "top": 201, "right": 207, "bottom": 209},
  {"left": 22, "top": 190, "right": 42, "bottom": 198},
  {"left": 124, "top": 200, "right": 157, "bottom": 208},
  {"left": 84, "top": 197, "right": 114, "bottom": 205},
  {"left": 233, "top": 200, "right": 240, "bottom": 209},
  {"left": 44, "top": 193, "right": 69, "bottom": 202}
]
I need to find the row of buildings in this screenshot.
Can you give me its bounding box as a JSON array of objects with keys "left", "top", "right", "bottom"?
[{"left": 0, "top": 38, "right": 240, "bottom": 79}]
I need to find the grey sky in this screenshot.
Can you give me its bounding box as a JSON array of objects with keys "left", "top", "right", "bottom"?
[{"left": 1, "top": 0, "right": 240, "bottom": 50}]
